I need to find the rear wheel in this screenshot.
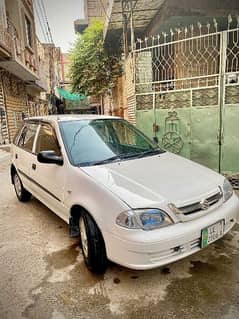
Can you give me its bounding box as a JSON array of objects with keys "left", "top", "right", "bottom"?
[
  {"left": 13, "top": 171, "right": 32, "bottom": 202},
  {"left": 79, "top": 212, "right": 107, "bottom": 274}
]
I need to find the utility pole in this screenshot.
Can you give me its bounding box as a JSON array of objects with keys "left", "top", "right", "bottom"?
[
  {"left": 121, "top": 0, "right": 128, "bottom": 57},
  {"left": 129, "top": 0, "right": 135, "bottom": 52},
  {"left": 121, "top": 0, "right": 136, "bottom": 56}
]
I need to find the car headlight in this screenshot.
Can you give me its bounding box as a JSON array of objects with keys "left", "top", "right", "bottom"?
[
  {"left": 223, "top": 178, "right": 233, "bottom": 202},
  {"left": 116, "top": 209, "right": 173, "bottom": 231}
]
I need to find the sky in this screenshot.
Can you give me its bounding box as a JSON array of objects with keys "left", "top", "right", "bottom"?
[{"left": 34, "top": 0, "right": 84, "bottom": 53}]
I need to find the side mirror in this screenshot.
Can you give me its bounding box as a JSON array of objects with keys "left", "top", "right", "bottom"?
[
  {"left": 153, "top": 136, "right": 159, "bottom": 144},
  {"left": 37, "top": 151, "right": 63, "bottom": 166}
]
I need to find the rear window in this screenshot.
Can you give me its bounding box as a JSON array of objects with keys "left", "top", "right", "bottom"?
[
  {"left": 13, "top": 124, "right": 24, "bottom": 145},
  {"left": 17, "top": 123, "right": 39, "bottom": 152}
]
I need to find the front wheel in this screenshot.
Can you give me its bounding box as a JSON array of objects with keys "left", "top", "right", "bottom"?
[
  {"left": 79, "top": 212, "right": 107, "bottom": 274},
  {"left": 13, "top": 171, "right": 32, "bottom": 202}
]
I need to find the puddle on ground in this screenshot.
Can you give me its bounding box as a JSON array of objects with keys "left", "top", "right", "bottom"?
[
  {"left": 24, "top": 226, "right": 239, "bottom": 319},
  {"left": 46, "top": 243, "right": 79, "bottom": 270},
  {"left": 46, "top": 242, "right": 84, "bottom": 284},
  {"left": 190, "top": 260, "right": 217, "bottom": 274},
  {"left": 87, "top": 259, "right": 193, "bottom": 316}
]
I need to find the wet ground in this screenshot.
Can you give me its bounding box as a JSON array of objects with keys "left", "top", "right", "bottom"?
[{"left": 1, "top": 149, "right": 239, "bottom": 319}]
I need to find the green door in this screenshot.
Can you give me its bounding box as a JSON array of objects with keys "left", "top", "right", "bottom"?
[
  {"left": 135, "top": 84, "right": 239, "bottom": 186},
  {"left": 136, "top": 94, "right": 155, "bottom": 139},
  {"left": 190, "top": 106, "right": 220, "bottom": 172},
  {"left": 154, "top": 91, "right": 191, "bottom": 158},
  {"left": 221, "top": 85, "right": 239, "bottom": 178}
]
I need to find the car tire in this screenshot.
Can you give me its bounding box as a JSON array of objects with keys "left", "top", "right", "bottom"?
[
  {"left": 79, "top": 212, "right": 107, "bottom": 274},
  {"left": 13, "top": 171, "right": 32, "bottom": 202}
]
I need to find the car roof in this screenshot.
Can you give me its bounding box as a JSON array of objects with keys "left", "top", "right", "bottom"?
[{"left": 24, "top": 114, "right": 121, "bottom": 124}]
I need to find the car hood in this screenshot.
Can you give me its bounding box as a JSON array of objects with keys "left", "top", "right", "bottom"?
[{"left": 81, "top": 152, "right": 224, "bottom": 208}]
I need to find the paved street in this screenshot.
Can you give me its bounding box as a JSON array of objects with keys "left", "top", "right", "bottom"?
[{"left": 1, "top": 149, "right": 239, "bottom": 319}]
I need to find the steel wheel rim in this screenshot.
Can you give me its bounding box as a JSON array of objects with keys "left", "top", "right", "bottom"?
[
  {"left": 14, "top": 174, "right": 22, "bottom": 197},
  {"left": 80, "top": 217, "right": 88, "bottom": 258}
]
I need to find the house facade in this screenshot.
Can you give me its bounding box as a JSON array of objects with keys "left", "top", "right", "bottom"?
[
  {"left": 59, "top": 53, "right": 71, "bottom": 90},
  {"left": 0, "top": 0, "right": 48, "bottom": 144}
]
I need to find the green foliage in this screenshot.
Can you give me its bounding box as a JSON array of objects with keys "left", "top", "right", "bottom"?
[{"left": 69, "top": 20, "right": 121, "bottom": 96}]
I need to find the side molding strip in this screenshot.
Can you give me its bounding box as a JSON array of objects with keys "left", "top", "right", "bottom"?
[{"left": 18, "top": 169, "right": 61, "bottom": 202}]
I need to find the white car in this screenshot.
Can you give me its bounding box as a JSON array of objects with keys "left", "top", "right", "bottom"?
[{"left": 11, "top": 115, "right": 239, "bottom": 273}]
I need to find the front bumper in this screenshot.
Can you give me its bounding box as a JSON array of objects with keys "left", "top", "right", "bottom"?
[{"left": 104, "top": 194, "right": 239, "bottom": 270}]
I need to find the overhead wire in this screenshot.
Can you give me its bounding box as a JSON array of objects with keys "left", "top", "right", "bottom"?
[
  {"left": 39, "top": 0, "right": 54, "bottom": 43},
  {"left": 34, "top": 1, "right": 48, "bottom": 42},
  {"left": 120, "top": 0, "right": 139, "bottom": 54},
  {"left": 37, "top": 0, "right": 51, "bottom": 42},
  {"left": 35, "top": 0, "right": 51, "bottom": 42}
]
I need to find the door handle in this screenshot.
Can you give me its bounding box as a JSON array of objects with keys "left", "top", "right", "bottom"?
[{"left": 32, "top": 163, "right": 36, "bottom": 170}]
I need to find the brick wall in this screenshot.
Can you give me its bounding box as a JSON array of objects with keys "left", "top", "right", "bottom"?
[
  {"left": 135, "top": 51, "right": 153, "bottom": 93},
  {"left": 110, "top": 75, "right": 127, "bottom": 117},
  {"left": 0, "top": 73, "right": 9, "bottom": 144},
  {"left": 1, "top": 71, "right": 27, "bottom": 142},
  {"left": 87, "top": 0, "right": 108, "bottom": 24},
  {"left": 0, "top": 70, "right": 48, "bottom": 142}
]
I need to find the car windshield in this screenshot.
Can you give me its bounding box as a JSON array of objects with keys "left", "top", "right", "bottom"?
[{"left": 59, "top": 119, "right": 163, "bottom": 166}]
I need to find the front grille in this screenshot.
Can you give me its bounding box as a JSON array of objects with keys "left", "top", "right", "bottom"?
[{"left": 178, "top": 191, "right": 223, "bottom": 215}]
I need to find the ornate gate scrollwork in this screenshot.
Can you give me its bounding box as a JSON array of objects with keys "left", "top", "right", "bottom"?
[{"left": 162, "top": 111, "right": 184, "bottom": 154}]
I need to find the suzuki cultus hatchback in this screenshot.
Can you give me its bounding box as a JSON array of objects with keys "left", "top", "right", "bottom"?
[{"left": 11, "top": 115, "right": 239, "bottom": 273}]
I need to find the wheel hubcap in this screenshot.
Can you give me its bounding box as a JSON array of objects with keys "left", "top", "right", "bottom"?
[
  {"left": 80, "top": 217, "right": 88, "bottom": 257},
  {"left": 14, "top": 174, "right": 22, "bottom": 197}
]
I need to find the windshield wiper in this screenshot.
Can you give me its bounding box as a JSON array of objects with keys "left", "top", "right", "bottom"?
[
  {"left": 119, "top": 152, "right": 141, "bottom": 159},
  {"left": 80, "top": 155, "right": 121, "bottom": 167},
  {"left": 136, "top": 149, "right": 164, "bottom": 158},
  {"left": 79, "top": 149, "right": 164, "bottom": 166},
  {"left": 120, "top": 149, "right": 163, "bottom": 160}
]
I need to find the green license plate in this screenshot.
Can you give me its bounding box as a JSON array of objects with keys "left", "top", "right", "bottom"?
[{"left": 201, "top": 220, "right": 224, "bottom": 249}]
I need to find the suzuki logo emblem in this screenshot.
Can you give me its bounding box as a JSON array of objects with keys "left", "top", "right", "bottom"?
[{"left": 200, "top": 199, "right": 210, "bottom": 210}]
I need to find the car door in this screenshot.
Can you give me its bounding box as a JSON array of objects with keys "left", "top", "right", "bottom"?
[
  {"left": 30, "top": 122, "right": 67, "bottom": 221},
  {"left": 13, "top": 122, "right": 39, "bottom": 193}
]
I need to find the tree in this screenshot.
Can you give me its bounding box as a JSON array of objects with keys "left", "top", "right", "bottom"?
[{"left": 69, "top": 20, "right": 121, "bottom": 99}]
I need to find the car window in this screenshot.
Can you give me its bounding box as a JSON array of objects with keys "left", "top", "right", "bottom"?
[
  {"left": 13, "top": 124, "right": 25, "bottom": 145},
  {"left": 60, "top": 120, "right": 115, "bottom": 165},
  {"left": 60, "top": 119, "right": 161, "bottom": 166},
  {"left": 112, "top": 120, "right": 149, "bottom": 148},
  {"left": 92, "top": 121, "right": 113, "bottom": 144},
  {"left": 35, "top": 124, "right": 61, "bottom": 156},
  {"left": 18, "top": 123, "right": 39, "bottom": 152}
]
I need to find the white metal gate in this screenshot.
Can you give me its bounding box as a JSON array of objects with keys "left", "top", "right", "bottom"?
[{"left": 132, "top": 16, "right": 239, "bottom": 186}]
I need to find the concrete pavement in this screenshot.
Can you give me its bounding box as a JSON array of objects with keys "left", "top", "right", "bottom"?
[{"left": 1, "top": 152, "right": 239, "bottom": 319}]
